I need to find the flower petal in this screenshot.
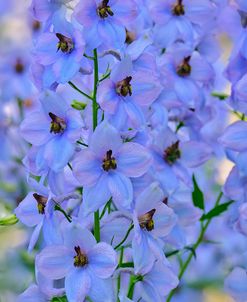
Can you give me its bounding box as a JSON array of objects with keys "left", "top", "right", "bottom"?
[
  {"left": 88, "top": 242, "right": 117, "bottom": 278},
  {"left": 65, "top": 269, "right": 91, "bottom": 302},
  {"left": 117, "top": 142, "right": 152, "bottom": 177},
  {"left": 36, "top": 245, "right": 73, "bottom": 280},
  {"left": 219, "top": 121, "right": 247, "bottom": 151},
  {"left": 108, "top": 172, "right": 133, "bottom": 210},
  {"left": 80, "top": 174, "right": 111, "bottom": 216},
  {"left": 89, "top": 121, "right": 122, "bottom": 158},
  {"left": 73, "top": 149, "right": 102, "bottom": 186}
]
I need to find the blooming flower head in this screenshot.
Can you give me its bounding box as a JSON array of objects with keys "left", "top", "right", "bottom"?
[
  {"left": 74, "top": 0, "right": 138, "bottom": 50},
  {"left": 36, "top": 223, "right": 117, "bottom": 301},
  {"left": 20, "top": 91, "right": 83, "bottom": 172},
  {"left": 73, "top": 121, "right": 152, "bottom": 215}
]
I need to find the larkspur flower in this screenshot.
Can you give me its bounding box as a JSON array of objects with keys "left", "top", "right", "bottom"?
[
  {"left": 36, "top": 223, "right": 117, "bottom": 302},
  {"left": 20, "top": 91, "right": 83, "bottom": 172},
  {"left": 73, "top": 121, "right": 152, "bottom": 214},
  {"left": 74, "top": 0, "right": 138, "bottom": 50}
]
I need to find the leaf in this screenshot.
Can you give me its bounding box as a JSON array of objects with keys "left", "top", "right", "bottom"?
[
  {"left": 192, "top": 174, "right": 204, "bottom": 210},
  {"left": 51, "top": 296, "right": 68, "bottom": 302},
  {"left": 0, "top": 214, "right": 18, "bottom": 226},
  {"left": 200, "top": 200, "right": 234, "bottom": 221}
]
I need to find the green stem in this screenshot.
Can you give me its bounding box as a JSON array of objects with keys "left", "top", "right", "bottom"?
[
  {"left": 92, "top": 49, "right": 100, "bottom": 243},
  {"left": 114, "top": 224, "right": 134, "bottom": 250},
  {"left": 68, "top": 81, "right": 93, "bottom": 101},
  {"left": 166, "top": 192, "right": 223, "bottom": 302},
  {"left": 117, "top": 247, "right": 124, "bottom": 302},
  {"left": 127, "top": 275, "right": 136, "bottom": 299}
]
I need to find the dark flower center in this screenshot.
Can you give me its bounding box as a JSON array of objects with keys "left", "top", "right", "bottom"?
[
  {"left": 32, "top": 20, "right": 41, "bottom": 31},
  {"left": 176, "top": 56, "right": 191, "bottom": 77},
  {"left": 172, "top": 0, "right": 185, "bottom": 16},
  {"left": 15, "top": 58, "right": 24, "bottom": 74},
  {"left": 116, "top": 76, "right": 132, "bottom": 97},
  {"left": 102, "top": 150, "right": 117, "bottom": 171},
  {"left": 33, "top": 193, "right": 48, "bottom": 214},
  {"left": 125, "top": 29, "right": 136, "bottom": 45},
  {"left": 49, "top": 112, "right": 67, "bottom": 134},
  {"left": 56, "top": 33, "right": 74, "bottom": 54},
  {"left": 138, "top": 209, "right": 156, "bottom": 231},
  {"left": 164, "top": 141, "right": 181, "bottom": 165},
  {"left": 97, "top": 0, "right": 114, "bottom": 19},
  {"left": 74, "top": 246, "right": 88, "bottom": 267}
]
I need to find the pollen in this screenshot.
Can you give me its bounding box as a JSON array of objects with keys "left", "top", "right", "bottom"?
[
  {"left": 172, "top": 0, "right": 185, "bottom": 16},
  {"left": 176, "top": 56, "right": 191, "bottom": 77},
  {"left": 116, "top": 76, "right": 132, "bottom": 97},
  {"left": 164, "top": 141, "right": 181, "bottom": 165},
  {"left": 56, "top": 33, "right": 74, "bottom": 54},
  {"left": 33, "top": 193, "right": 48, "bottom": 215},
  {"left": 97, "top": 0, "right": 114, "bottom": 19},
  {"left": 138, "top": 209, "right": 156, "bottom": 232},
  {"left": 74, "top": 246, "right": 88, "bottom": 267},
  {"left": 102, "top": 150, "right": 117, "bottom": 171},
  {"left": 49, "top": 112, "right": 67, "bottom": 134}
]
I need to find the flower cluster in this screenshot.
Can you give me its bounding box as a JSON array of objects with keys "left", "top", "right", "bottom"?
[{"left": 2, "top": 0, "right": 247, "bottom": 301}]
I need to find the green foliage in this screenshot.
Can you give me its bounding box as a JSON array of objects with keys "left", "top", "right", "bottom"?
[
  {"left": 200, "top": 200, "right": 234, "bottom": 221},
  {"left": 0, "top": 214, "right": 18, "bottom": 226},
  {"left": 192, "top": 174, "right": 205, "bottom": 210}
]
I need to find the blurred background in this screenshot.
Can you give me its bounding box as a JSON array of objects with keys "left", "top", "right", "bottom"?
[{"left": 0, "top": 1, "right": 243, "bottom": 301}]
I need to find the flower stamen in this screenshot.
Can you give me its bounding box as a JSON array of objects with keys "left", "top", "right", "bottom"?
[
  {"left": 49, "top": 112, "right": 67, "bottom": 134},
  {"left": 164, "top": 141, "right": 181, "bottom": 165},
  {"left": 97, "top": 0, "right": 114, "bottom": 19},
  {"left": 33, "top": 193, "right": 48, "bottom": 214},
  {"left": 74, "top": 246, "right": 88, "bottom": 267},
  {"left": 56, "top": 33, "right": 74, "bottom": 54},
  {"left": 138, "top": 209, "right": 156, "bottom": 231},
  {"left": 102, "top": 150, "right": 117, "bottom": 171},
  {"left": 116, "top": 76, "right": 132, "bottom": 97}
]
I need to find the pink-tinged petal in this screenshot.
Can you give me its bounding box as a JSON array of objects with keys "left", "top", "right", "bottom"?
[
  {"left": 88, "top": 242, "right": 117, "bottom": 278},
  {"left": 152, "top": 204, "right": 177, "bottom": 238},
  {"left": 219, "top": 121, "right": 247, "bottom": 151},
  {"left": 123, "top": 100, "right": 146, "bottom": 129},
  {"left": 89, "top": 121, "right": 122, "bottom": 158},
  {"left": 132, "top": 231, "right": 155, "bottom": 275},
  {"left": 145, "top": 261, "right": 179, "bottom": 296},
  {"left": 136, "top": 281, "right": 162, "bottom": 302},
  {"left": 97, "top": 80, "right": 119, "bottom": 114},
  {"left": 88, "top": 275, "right": 114, "bottom": 302},
  {"left": 17, "top": 284, "right": 46, "bottom": 302},
  {"left": 73, "top": 149, "right": 102, "bottom": 186},
  {"left": 155, "top": 167, "right": 179, "bottom": 194},
  {"left": 44, "top": 136, "right": 74, "bottom": 172},
  {"left": 40, "top": 91, "right": 67, "bottom": 118},
  {"left": 15, "top": 192, "right": 43, "bottom": 227},
  {"left": 108, "top": 172, "right": 133, "bottom": 210},
  {"left": 20, "top": 111, "right": 50, "bottom": 146},
  {"left": 117, "top": 142, "right": 152, "bottom": 177},
  {"left": 80, "top": 174, "right": 111, "bottom": 216},
  {"left": 63, "top": 223, "right": 96, "bottom": 252},
  {"left": 190, "top": 53, "right": 215, "bottom": 83},
  {"left": 35, "top": 33, "right": 60, "bottom": 65},
  {"left": 180, "top": 141, "right": 212, "bottom": 168},
  {"left": 135, "top": 182, "right": 164, "bottom": 216},
  {"left": 112, "top": 0, "right": 137, "bottom": 25},
  {"left": 74, "top": 0, "right": 97, "bottom": 27},
  {"left": 224, "top": 267, "right": 247, "bottom": 302},
  {"left": 28, "top": 221, "right": 43, "bottom": 252},
  {"left": 110, "top": 56, "right": 133, "bottom": 83},
  {"left": 98, "top": 20, "right": 126, "bottom": 49},
  {"left": 65, "top": 269, "right": 91, "bottom": 302},
  {"left": 223, "top": 167, "right": 245, "bottom": 201},
  {"left": 36, "top": 245, "right": 73, "bottom": 280}
]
